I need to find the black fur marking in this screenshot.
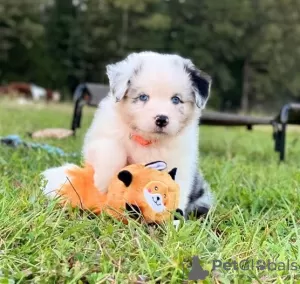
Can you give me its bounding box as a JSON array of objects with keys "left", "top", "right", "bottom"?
[
  {"left": 184, "top": 65, "right": 211, "bottom": 107},
  {"left": 168, "top": 168, "right": 177, "bottom": 180},
  {"left": 178, "top": 105, "right": 184, "bottom": 115},
  {"left": 174, "top": 208, "right": 184, "bottom": 220},
  {"left": 132, "top": 97, "right": 139, "bottom": 104},
  {"left": 118, "top": 170, "right": 132, "bottom": 187},
  {"left": 187, "top": 206, "right": 209, "bottom": 219},
  {"left": 188, "top": 173, "right": 205, "bottom": 203},
  {"left": 133, "top": 64, "right": 142, "bottom": 76},
  {"left": 125, "top": 203, "right": 141, "bottom": 219},
  {"left": 185, "top": 170, "right": 211, "bottom": 219},
  {"left": 189, "top": 187, "right": 204, "bottom": 203}
]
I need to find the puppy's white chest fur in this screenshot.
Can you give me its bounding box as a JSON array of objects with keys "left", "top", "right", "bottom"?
[
  {"left": 125, "top": 140, "right": 170, "bottom": 166},
  {"left": 124, "top": 126, "right": 197, "bottom": 171}
]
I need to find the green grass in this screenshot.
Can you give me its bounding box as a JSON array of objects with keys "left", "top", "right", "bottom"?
[{"left": 1, "top": 99, "right": 300, "bottom": 283}]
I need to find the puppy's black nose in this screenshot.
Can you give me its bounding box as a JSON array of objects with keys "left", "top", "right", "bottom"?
[{"left": 155, "top": 115, "right": 169, "bottom": 128}]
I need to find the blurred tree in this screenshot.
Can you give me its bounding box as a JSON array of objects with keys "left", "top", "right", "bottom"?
[
  {"left": 0, "top": 0, "right": 299, "bottom": 110},
  {"left": 0, "top": 0, "right": 45, "bottom": 83},
  {"left": 44, "top": 0, "right": 79, "bottom": 94},
  {"left": 180, "top": 0, "right": 300, "bottom": 112}
]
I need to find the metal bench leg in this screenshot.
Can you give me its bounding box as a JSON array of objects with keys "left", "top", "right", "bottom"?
[
  {"left": 279, "top": 123, "right": 286, "bottom": 161},
  {"left": 71, "top": 98, "right": 85, "bottom": 134},
  {"left": 273, "top": 122, "right": 287, "bottom": 162}
]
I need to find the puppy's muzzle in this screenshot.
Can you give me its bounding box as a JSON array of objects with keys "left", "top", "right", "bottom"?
[{"left": 155, "top": 115, "right": 169, "bottom": 128}]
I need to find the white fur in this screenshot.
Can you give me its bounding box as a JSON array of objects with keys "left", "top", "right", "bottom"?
[
  {"left": 197, "top": 186, "right": 214, "bottom": 208},
  {"left": 41, "top": 163, "right": 78, "bottom": 198},
  {"left": 83, "top": 51, "right": 212, "bottom": 214}
]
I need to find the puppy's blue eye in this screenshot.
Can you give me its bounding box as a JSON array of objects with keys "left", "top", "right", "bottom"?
[
  {"left": 171, "top": 96, "right": 181, "bottom": 105},
  {"left": 139, "top": 94, "right": 149, "bottom": 102}
]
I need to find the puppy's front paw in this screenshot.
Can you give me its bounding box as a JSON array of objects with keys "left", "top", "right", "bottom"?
[
  {"left": 173, "top": 220, "right": 180, "bottom": 231},
  {"left": 173, "top": 208, "right": 184, "bottom": 230}
]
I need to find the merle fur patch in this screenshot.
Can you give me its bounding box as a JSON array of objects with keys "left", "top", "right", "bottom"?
[
  {"left": 188, "top": 173, "right": 205, "bottom": 203},
  {"left": 184, "top": 65, "right": 211, "bottom": 107},
  {"left": 185, "top": 170, "right": 211, "bottom": 219}
]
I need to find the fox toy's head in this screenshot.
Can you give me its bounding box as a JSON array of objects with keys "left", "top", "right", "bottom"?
[
  {"left": 143, "top": 180, "right": 169, "bottom": 213},
  {"left": 106, "top": 161, "right": 180, "bottom": 223}
]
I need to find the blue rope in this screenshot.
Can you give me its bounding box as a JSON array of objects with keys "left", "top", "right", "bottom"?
[{"left": 0, "top": 134, "right": 79, "bottom": 157}]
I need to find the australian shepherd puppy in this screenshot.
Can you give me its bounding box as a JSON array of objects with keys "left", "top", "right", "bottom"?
[{"left": 83, "top": 51, "right": 213, "bottom": 219}]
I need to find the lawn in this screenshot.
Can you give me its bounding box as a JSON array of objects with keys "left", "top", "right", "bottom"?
[{"left": 1, "top": 100, "right": 300, "bottom": 283}]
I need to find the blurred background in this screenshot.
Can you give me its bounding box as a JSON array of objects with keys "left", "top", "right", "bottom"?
[{"left": 0, "top": 0, "right": 300, "bottom": 113}]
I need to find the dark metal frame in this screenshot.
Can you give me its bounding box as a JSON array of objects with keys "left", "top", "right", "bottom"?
[
  {"left": 272, "top": 103, "right": 300, "bottom": 161},
  {"left": 71, "top": 84, "right": 92, "bottom": 133},
  {"left": 71, "top": 95, "right": 88, "bottom": 132},
  {"left": 70, "top": 84, "right": 300, "bottom": 162}
]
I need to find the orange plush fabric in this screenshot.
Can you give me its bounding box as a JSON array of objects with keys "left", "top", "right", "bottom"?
[{"left": 55, "top": 163, "right": 180, "bottom": 224}]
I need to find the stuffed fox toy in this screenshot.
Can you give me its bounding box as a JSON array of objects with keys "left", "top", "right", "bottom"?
[{"left": 41, "top": 161, "right": 180, "bottom": 224}]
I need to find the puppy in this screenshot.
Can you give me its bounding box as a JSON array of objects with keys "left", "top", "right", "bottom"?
[{"left": 83, "top": 51, "right": 213, "bottom": 218}]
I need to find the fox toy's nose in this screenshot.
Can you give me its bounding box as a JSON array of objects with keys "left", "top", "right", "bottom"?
[{"left": 155, "top": 115, "right": 169, "bottom": 128}]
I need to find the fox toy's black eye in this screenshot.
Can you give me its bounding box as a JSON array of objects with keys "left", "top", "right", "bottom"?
[
  {"left": 139, "top": 93, "right": 149, "bottom": 102},
  {"left": 155, "top": 186, "right": 158, "bottom": 191}
]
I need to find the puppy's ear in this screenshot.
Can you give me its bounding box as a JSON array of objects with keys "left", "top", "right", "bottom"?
[
  {"left": 184, "top": 59, "right": 212, "bottom": 108},
  {"left": 106, "top": 53, "right": 141, "bottom": 102}
]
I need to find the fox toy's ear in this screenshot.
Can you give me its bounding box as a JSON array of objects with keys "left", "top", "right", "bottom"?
[
  {"left": 168, "top": 168, "right": 177, "bottom": 180},
  {"left": 117, "top": 170, "right": 132, "bottom": 187},
  {"left": 145, "top": 161, "right": 167, "bottom": 171}
]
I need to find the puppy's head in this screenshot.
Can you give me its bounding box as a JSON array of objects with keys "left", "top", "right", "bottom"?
[{"left": 107, "top": 52, "right": 211, "bottom": 139}]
